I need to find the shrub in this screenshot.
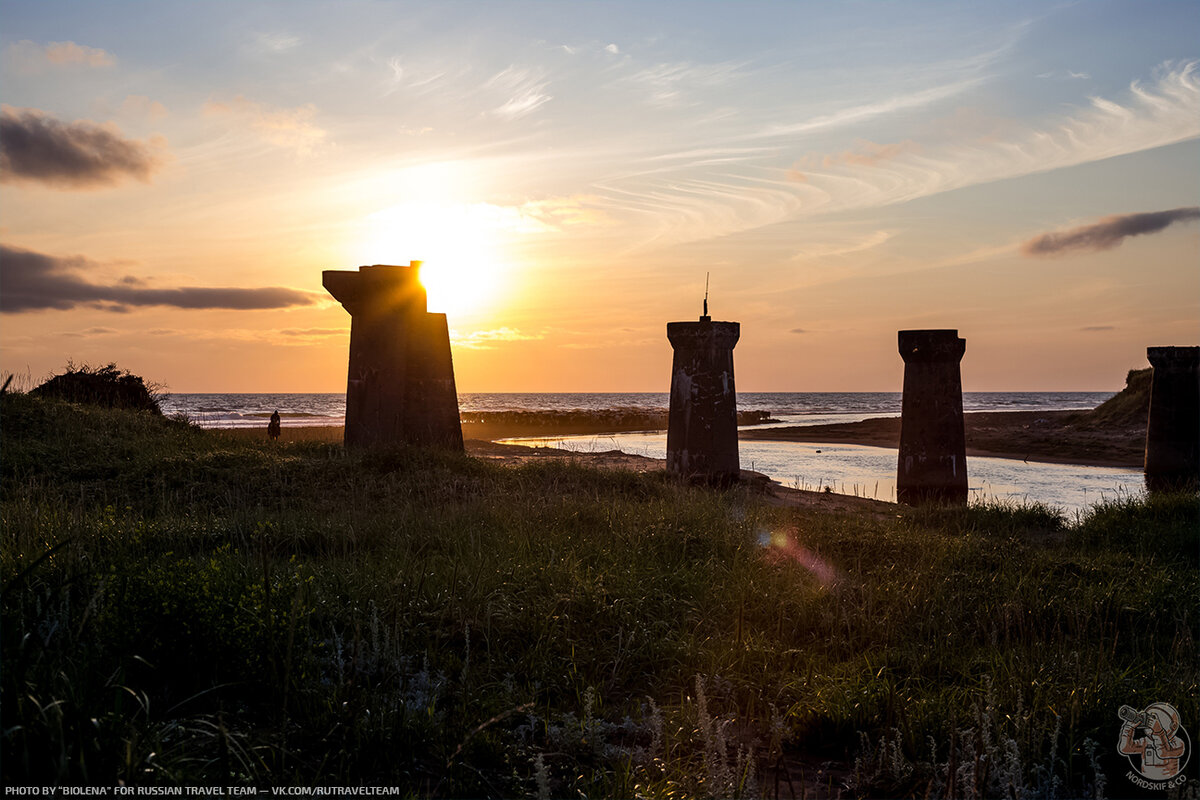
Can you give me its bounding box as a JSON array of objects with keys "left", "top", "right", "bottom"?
[{"left": 30, "top": 362, "right": 163, "bottom": 415}]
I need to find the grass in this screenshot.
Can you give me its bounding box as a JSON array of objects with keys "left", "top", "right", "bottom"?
[{"left": 2, "top": 392, "right": 1196, "bottom": 796}]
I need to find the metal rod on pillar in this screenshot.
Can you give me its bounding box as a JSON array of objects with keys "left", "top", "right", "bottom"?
[{"left": 666, "top": 289, "right": 739, "bottom": 485}]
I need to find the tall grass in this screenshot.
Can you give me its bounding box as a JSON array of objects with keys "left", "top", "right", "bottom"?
[{"left": 2, "top": 393, "right": 1196, "bottom": 796}]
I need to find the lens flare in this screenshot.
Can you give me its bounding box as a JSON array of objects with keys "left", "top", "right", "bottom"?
[{"left": 758, "top": 526, "right": 840, "bottom": 587}]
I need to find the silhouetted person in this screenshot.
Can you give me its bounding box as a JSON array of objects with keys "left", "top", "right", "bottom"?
[{"left": 268, "top": 410, "right": 281, "bottom": 441}]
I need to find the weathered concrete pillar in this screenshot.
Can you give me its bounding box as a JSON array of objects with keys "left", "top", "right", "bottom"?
[
  {"left": 323, "top": 262, "right": 463, "bottom": 451},
  {"left": 897, "top": 329, "right": 968, "bottom": 505},
  {"left": 1145, "top": 346, "right": 1199, "bottom": 492},
  {"left": 666, "top": 315, "right": 740, "bottom": 484}
]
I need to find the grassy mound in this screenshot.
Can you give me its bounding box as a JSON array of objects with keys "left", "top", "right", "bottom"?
[
  {"left": 1081, "top": 367, "right": 1151, "bottom": 427},
  {"left": 30, "top": 362, "right": 163, "bottom": 414},
  {"left": 2, "top": 393, "right": 1195, "bottom": 795}
]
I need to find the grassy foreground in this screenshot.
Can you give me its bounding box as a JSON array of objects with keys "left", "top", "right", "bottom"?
[{"left": 2, "top": 394, "right": 1196, "bottom": 797}]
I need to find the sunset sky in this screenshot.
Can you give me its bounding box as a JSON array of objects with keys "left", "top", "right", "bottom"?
[{"left": 2, "top": 1, "right": 1197, "bottom": 392}]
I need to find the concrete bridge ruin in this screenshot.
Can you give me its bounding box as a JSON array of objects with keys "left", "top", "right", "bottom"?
[{"left": 323, "top": 262, "right": 463, "bottom": 451}]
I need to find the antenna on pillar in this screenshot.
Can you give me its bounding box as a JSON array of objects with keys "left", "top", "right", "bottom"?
[{"left": 702, "top": 272, "right": 710, "bottom": 320}]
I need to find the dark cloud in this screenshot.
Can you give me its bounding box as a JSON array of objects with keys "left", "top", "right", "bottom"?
[
  {"left": 789, "top": 328, "right": 808, "bottom": 334},
  {"left": 1081, "top": 325, "right": 1115, "bottom": 332},
  {"left": 1021, "top": 207, "right": 1200, "bottom": 257},
  {"left": 0, "top": 244, "right": 317, "bottom": 313},
  {"left": 0, "top": 106, "right": 164, "bottom": 189}
]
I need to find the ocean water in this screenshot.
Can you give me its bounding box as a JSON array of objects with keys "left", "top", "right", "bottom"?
[
  {"left": 161, "top": 391, "right": 1139, "bottom": 514},
  {"left": 162, "top": 391, "right": 1111, "bottom": 429}
]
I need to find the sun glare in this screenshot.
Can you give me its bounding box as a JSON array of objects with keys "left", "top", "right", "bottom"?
[{"left": 356, "top": 202, "right": 509, "bottom": 318}]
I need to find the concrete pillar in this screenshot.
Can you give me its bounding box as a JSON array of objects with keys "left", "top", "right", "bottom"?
[
  {"left": 897, "top": 329, "right": 968, "bottom": 505},
  {"left": 1144, "top": 346, "right": 1199, "bottom": 493},
  {"left": 323, "top": 262, "right": 463, "bottom": 451},
  {"left": 666, "top": 315, "right": 740, "bottom": 484}
]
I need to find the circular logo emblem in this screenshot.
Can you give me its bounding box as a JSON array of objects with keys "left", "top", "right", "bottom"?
[{"left": 1118, "top": 703, "right": 1191, "bottom": 787}]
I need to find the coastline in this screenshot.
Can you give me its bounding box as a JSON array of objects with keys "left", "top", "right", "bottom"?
[
  {"left": 742, "top": 410, "right": 1143, "bottom": 468},
  {"left": 214, "top": 426, "right": 901, "bottom": 514},
  {"left": 215, "top": 407, "right": 1144, "bottom": 469}
]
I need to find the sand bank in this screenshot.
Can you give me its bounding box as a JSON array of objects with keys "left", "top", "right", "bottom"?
[
  {"left": 741, "top": 410, "right": 1143, "bottom": 468},
  {"left": 217, "top": 407, "right": 1144, "bottom": 469}
]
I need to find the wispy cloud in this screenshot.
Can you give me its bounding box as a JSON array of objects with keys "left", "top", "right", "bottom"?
[
  {"left": 0, "top": 244, "right": 319, "bottom": 313},
  {"left": 0, "top": 106, "right": 166, "bottom": 189},
  {"left": 790, "top": 139, "right": 922, "bottom": 174},
  {"left": 252, "top": 32, "right": 302, "bottom": 54},
  {"left": 277, "top": 327, "right": 347, "bottom": 338},
  {"left": 1038, "top": 69, "right": 1090, "bottom": 80},
  {"left": 519, "top": 196, "right": 613, "bottom": 229},
  {"left": 57, "top": 326, "right": 119, "bottom": 338},
  {"left": 1021, "top": 207, "right": 1200, "bottom": 257},
  {"left": 788, "top": 62, "right": 1200, "bottom": 213},
  {"left": 625, "top": 59, "right": 748, "bottom": 109},
  {"left": 597, "top": 61, "right": 1200, "bottom": 249},
  {"left": 486, "top": 66, "right": 551, "bottom": 120},
  {"left": 5, "top": 39, "right": 115, "bottom": 73},
  {"left": 450, "top": 327, "right": 541, "bottom": 349},
  {"left": 750, "top": 76, "right": 983, "bottom": 142},
  {"left": 203, "top": 95, "right": 328, "bottom": 156},
  {"left": 791, "top": 230, "right": 893, "bottom": 260}
]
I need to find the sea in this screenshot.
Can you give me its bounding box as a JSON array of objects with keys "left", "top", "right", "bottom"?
[{"left": 161, "top": 392, "right": 1141, "bottom": 515}]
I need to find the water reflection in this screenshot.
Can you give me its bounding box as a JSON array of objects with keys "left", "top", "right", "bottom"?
[{"left": 503, "top": 430, "right": 1142, "bottom": 516}]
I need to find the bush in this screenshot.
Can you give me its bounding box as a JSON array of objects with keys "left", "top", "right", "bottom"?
[{"left": 30, "top": 363, "right": 162, "bottom": 415}]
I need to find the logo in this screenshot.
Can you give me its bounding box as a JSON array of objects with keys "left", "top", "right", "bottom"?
[{"left": 1118, "top": 702, "right": 1191, "bottom": 790}]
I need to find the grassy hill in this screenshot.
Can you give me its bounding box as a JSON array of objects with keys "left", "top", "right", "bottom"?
[
  {"left": 2, "top": 392, "right": 1195, "bottom": 796},
  {"left": 1080, "top": 367, "right": 1152, "bottom": 428}
]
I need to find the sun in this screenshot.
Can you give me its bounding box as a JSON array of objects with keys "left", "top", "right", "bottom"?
[{"left": 357, "top": 201, "right": 508, "bottom": 319}]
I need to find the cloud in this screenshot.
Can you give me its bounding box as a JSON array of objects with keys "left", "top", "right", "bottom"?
[
  {"left": 0, "top": 106, "right": 165, "bottom": 189},
  {"left": 789, "top": 328, "right": 808, "bottom": 334},
  {"left": 203, "top": 95, "right": 327, "bottom": 155},
  {"left": 449, "top": 327, "right": 541, "bottom": 350},
  {"left": 6, "top": 40, "right": 115, "bottom": 72},
  {"left": 277, "top": 327, "right": 348, "bottom": 338},
  {"left": 252, "top": 32, "right": 302, "bottom": 54},
  {"left": 605, "top": 43, "right": 620, "bottom": 55},
  {"left": 1021, "top": 207, "right": 1200, "bottom": 257},
  {"left": 599, "top": 61, "right": 1200, "bottom": 249},
  {"left": 119, "top": 95, "right": 169, "bottom": 121},
  {"left": 485, "top": 66, "right": 551, "bottom": 120},
  {"left": 750, "top": 76, "right": 983, "bottom": 141},
  {"left": 1080, "top": 325, "right": 1115, "bottom": 332},
  {"left": 790, "top": 139, "right": 921, "bottom": 176},
  {"left": 626, "top": 59, "right": 748, "bottom": 108},
  {"left": 0, "top": 245, "right": 319, "bottom": 313},
  {"left": 1038, "top": 70, "right": 1090, "bottom": 80},
  {"left": 57, "top": 326, "right": 118, "bottom": 338},
  {"left": 788, "top": 62, "right": 1200, "bottom": 215},
  {"left": 518, "top": 195, "right": 613, "bottom": 229},
  {"left": 791, "top": 230, "right": 892, "bottom": 260}
]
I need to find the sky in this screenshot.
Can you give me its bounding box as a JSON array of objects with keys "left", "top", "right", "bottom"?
[{"left": 1, "top": 0, "right": 1197, "bottom": 392}]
